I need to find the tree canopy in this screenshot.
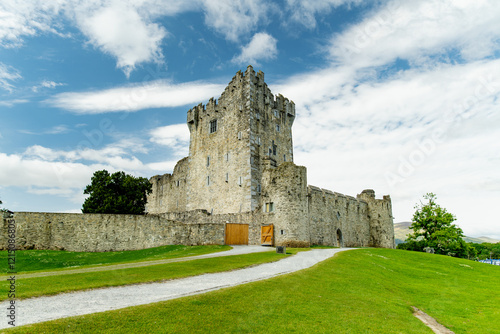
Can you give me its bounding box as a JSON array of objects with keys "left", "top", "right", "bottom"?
[
  {"left": 398, "top": 193, "right": 476, "bottom": 259},
  {"left": 82, "top": 170, "right": 152, "bottom": 215}
]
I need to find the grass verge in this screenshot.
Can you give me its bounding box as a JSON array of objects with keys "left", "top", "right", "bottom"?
[
  {"left": 1, "top": 250, "right": 303, "bottom": 301},
  {"left": 5, "top": 248, "right": 499, "bottom": 333},
  {"left": 0, "top": 245, "right": 231, "bottom": 274}
]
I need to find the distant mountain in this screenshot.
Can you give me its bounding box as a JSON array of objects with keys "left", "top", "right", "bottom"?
[
  {"left": 394, "top": 222, "right": 412, "bottom": 245},
  {"left": 463, "top": 236, "right": 500, "bottom": 244},
  {"left": 393, "top": 222, "right": 499, "bottom": 244}
]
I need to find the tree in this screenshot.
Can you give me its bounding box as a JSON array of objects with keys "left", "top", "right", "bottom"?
[
  {"left": 82, "top": 170, "right": 152, "bottom": 215},
  {"left": 398, "top": 193, "right": 470, "bottom": 258},
  {"left": 0, "top": 197, "right": 13, "bottom": 218}
]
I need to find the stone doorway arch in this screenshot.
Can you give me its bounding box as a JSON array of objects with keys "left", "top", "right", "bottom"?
[{"left": 336, "top": 229, "right": 343, "bottom": 248}]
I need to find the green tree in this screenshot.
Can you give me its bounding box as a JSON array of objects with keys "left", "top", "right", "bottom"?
[
  {"left": 470, "top": 242, "right": 500, "bottom": 260},
  {"left": 82, "top": 170, "right": 152, "bottom": 214},
  {"left": 0, "top": 197, "right": 13, "bottom": 217},
  {"left": 398, "top": 193, "right": 470, "bottom": 258}
]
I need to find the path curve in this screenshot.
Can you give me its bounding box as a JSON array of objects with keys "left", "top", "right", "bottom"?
[{"left": 1, "top": 248, "right": 353, "bottom": 329}]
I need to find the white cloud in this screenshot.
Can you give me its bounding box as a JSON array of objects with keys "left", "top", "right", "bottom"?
[
  {"left": 266, "top": 1, "right": 500, "bottom": 239},
  {"left": 32, "top": 80, "right": 65, "bottom": 92},
  {"left": 0, "top": 0, "right": 67, "bottom": 48},
  {"left": 149, "top": 123, "right": 190, "bottom": 156},
  {"left": 0, "top": 0, "right": 273, "bottom": 77},
  {"left": 0, "top": 99, "right": 28, "bottom": 107},
  {"left": 286, "top": 0, "right": 362, "bottom": 28},
  {"left": 0, "top": 0, "right": 189, "bottom": 76},
  {"left": 19, "top": 125, "right": 71, "bottom": 135},
  {"left": 201, "top": 0, "right": 270, "bottom": 42},
  {"left": 272, "top": 61, "right": 500, "bottom": 239},
  {"left": 0, "top": 136, "right": 174, "bottom": 206},
  {"left": 46, "top": 79, "right": 225, "bottom": 114},
  {"left": 329, "top": 0, "right": 500, "bottom": 68},
  {"left": 75, "top": 1, "right": 167, "bottom": 77},
  {"left": 0, "top": 62, "right": 21, "bottom": 92},
  {"left": 232, "top": 32, "right": 278, "bottom": 65}
]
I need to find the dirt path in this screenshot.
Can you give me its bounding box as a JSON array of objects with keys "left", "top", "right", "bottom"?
[
  {"left": 412, "top": 307, "right": 455, "bottom": 334},
  {"left": 0, "top": 248, "right": 353, "bottom": 329},
  {"left": 0, "top": 245, "right": 274, "bottom": 280}
]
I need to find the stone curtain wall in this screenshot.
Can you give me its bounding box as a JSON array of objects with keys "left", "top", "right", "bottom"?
[
  {"left": 308, "top": 187, "right": 372, "bottom": 248},
  {"left": 0, "top": 212, "right": 224, "bottom": 252},
  {"left": 147, "top": 157, "right": 189, "bottom": 214}
]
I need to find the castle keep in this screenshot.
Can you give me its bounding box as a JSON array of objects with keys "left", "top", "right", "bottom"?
[
  {"left": 146, "top": 66, "right": 394, "bottom": 248},
  {"left": 1, "top": 66, "right": 394, "bottom": 252}
]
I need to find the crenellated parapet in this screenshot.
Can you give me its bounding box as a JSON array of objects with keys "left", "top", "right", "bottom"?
[{"left": 357, "top": 189, "right": 394, "bottom": 248}]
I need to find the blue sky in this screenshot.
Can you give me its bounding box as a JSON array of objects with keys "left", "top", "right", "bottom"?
[{"left": 1, "top": 0, "right": 499, "bottom": 239}]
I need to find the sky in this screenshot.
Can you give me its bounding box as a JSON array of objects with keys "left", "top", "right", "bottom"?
[{"left": 0, "top": 0, "right": 499, "bottom": 239}]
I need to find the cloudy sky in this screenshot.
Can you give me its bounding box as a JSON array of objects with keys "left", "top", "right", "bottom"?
[{"left": 1, "top": 0, "right": 499, "bottom": 239}]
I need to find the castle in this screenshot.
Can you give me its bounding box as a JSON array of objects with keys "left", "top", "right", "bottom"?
[
  {"left": 146, "top": 66, "right": 394, "bottom": 248},
  {"left": 0, "top": 66, "right": 394, "bottom": 252}
]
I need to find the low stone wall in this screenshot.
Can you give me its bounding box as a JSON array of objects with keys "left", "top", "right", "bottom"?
[{"left": 0, "top": 212, "right": 224, "bottom": 252}]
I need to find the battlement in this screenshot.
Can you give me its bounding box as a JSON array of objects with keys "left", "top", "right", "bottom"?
[{"left": 188, "top": 66, "right": 295, "bottom": 132}]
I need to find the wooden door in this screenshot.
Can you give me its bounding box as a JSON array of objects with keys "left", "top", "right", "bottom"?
[
  {"left": 261, "top": 224, "right": 274, "bottom": 246},
  {"left": 225, "top": 223, "right": 249, "bottom": 245}
]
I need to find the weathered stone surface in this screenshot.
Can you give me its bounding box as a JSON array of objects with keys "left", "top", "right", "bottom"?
[{"left": 1, "top": 212, "right": 224, "bottom": 252}]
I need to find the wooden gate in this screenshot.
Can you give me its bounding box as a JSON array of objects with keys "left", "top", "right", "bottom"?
[
  {"left": 261, "top": 224, "right": 274, "bottom": 246},
  {"left": 225, "top": 223, "right": 249, "bottom": 245}
]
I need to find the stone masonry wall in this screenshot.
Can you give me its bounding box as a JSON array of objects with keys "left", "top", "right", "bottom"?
[
  {"left": 260, "top": 162, "right": 310, "bottom": 247},
  {"left": 147, "top": 157, "right": 189, "bottom": 214},
  {"left": 308, "top": 187, "right": 371, "bottom": 247},
  {"left": 0, "top": 212, "right": 224, "bottom": 252},
  {"left": 186, "top": 71, "right": 253, "bottom": 214},
  {"left": 357, "top": 190, "right": 395, "bottom": 248}
]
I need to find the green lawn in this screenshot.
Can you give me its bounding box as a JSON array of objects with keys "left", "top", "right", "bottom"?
[
  {"left": 0, "top": 244, "right": 230, "bottom": 273},
  {"left": 1, "top": 250, "right": 303, "bottom": 301},
  {"left": 6, "top": 248, "right": 499, "bottom": 334}
]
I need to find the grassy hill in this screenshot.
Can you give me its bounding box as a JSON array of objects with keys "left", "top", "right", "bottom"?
[
  {"left": 6, "top": 248, "right": 500, "bottom": 334},
  {"left": 394, "top": 222, "right": 499, "bottom": 245}
]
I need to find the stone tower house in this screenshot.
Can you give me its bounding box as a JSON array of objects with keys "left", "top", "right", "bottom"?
[{"left": 147, "top": 66, "right": 395, "bottom": 248}]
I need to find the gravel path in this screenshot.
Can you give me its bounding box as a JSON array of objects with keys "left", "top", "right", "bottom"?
[
  {"left": 0, "top": 245, "right": 274, "bottom": 280},
  {"left": 1, "top": 247, "right": 353, "bottom": 329}
]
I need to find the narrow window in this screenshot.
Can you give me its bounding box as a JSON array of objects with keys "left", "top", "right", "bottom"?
[
  {"left": 281, "top": 230, "right": 285, "bottom": 235},
  {"left": 238, "top": 176, "right": 242, "bottom": 186},
  {"left": 207, "top": 156, "right": 210, "bottom": 167},
  {"left": 225, "top": 173, "right": 229, "bottom": 182},
  {"left": 238, "top": 131, "right": 242, "bottom": 140},
  {"left": 272, "top": 140, "right": 277, "bottom": 155},
  {"left": 283, "top": 154, "right": 286, "bottom": 162},
  {"left": 225, "top": 152, "right": 229, "bottom": 161},
  {"left": 176, "top": 180, "right": 180, "bottom": 187},
  {"left": 257, "top": 137, "right": 261, "bottom": 146},
  {"left": 207, "top": 176, "right": 210, "bottom": 186},
  {"left": 265, "top": 202, "right": 274, "bottom": 213},
  {"left": 276, "top": 124, "right": 280, "bottom": 132},
  {"left": 257, "top": 184, "right": 261, "bottom": 193},
  {"left": 209, "top": 119, "right": 217, "bottom": 134}
]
